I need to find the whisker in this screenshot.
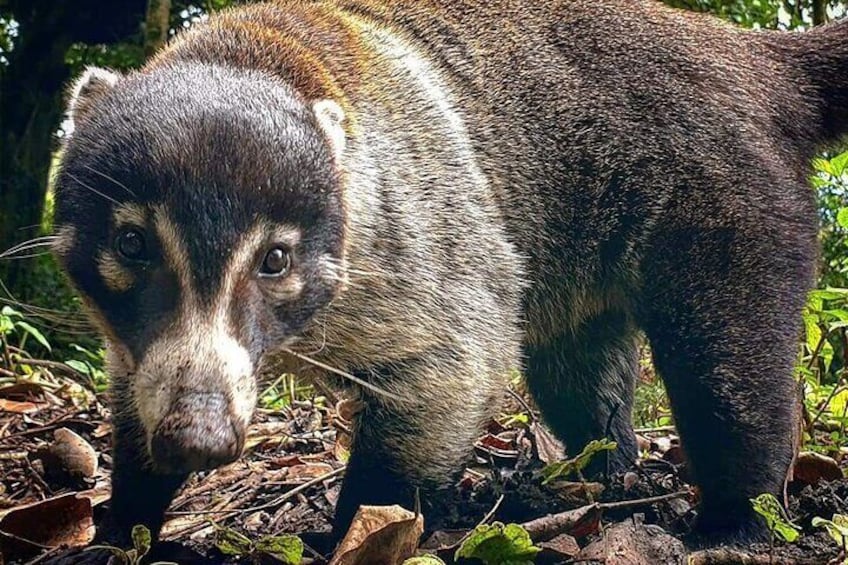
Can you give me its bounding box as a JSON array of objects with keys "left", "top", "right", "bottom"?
[
  {"left": 1, "top": 237, "right": 58, "bottom": 258},
  {"left": 65, "top": 172, "right": 122, "bottom": 206},
  {"left": 82, "top": 164, "right": 137, "bottom": 198},
  {"left": 0, "top": 278, "right": 93, "bottom": 331},
  {"left": 280, "top": 347, "right": 403, "bottom": 402},
  {"left": 1, "top": 251, "right": 53, "bottom": 260}
]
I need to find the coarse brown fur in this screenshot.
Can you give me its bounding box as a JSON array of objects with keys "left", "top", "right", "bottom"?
[{"left": 48, "top": 0, "right": 848, "bottom": 561}]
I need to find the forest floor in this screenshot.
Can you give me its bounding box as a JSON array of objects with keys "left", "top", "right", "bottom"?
[{"left": 1, "top": 372, "right": 847, "bottom": 564}]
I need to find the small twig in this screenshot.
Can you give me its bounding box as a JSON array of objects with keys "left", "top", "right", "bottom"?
[
  {"left": 0, "top": 529, "right": 54, "bottom": 549},
  {"left": 165, "top": 466, "right": 346, "bottom": 516},
  {"left": 505, "top": 386, "right": 536, "bottom": 423},
  {"left": 25, "top": 457, "right": 53, "bottom": 497},
  {"left": 633, "top": 425, "right": 677, "bottom": 434},
  {"left": 0, "top": 418, "right": 95, "bottom": 444},
  {"left": 282, "top": 348, "right": 403, "bottom": 402},
  {"left": 810, "top": 382, "right": 846, "bottom": 430},
  {"left": 1, "top": 332, "right": 14, "bottom": 371},
  {"left": 596, "top": 489, "right": 691, "bottom": 511}
]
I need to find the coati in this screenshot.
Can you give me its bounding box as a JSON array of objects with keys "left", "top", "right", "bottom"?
[{"left": 48, "top": 0, "right": 848, "bottom": 560}]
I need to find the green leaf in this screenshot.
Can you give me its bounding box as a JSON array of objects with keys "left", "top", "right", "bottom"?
[
  {"left": 837, "top": 208, "right": 848, "bottom": 229},
  {"left": 542, "top": 438, "right": 617, "bottom": 484},
  {"left": 70, "top": 343, "right": 105, "bottom": 361},
  {"left": 831, "top": 151, "right": 848, "bottom": 177},
  {"left": 15, "top": 321, "right": 51, "bottom": 351},
  {"left": 65, "top": 360, "right": 91, "bottom": 375},
  {"left": 455, "top": 522, "right": 540, "bottom": 565},
  {"left": 214, "top": 526, "right": 253, "bottom": 556},
  {"left": 254, "top": 534, "right": 303, "bottom": 564},
  {"left": 403, "top": 556, "right": 446, "bottom": 565},
  {"left": 813, "top": 513, "right": 848, "bottom": 547},
  {"left": 0, "top": 306, "right": 22, "bottom": 319},
  {"left": 132, "top": 525, "right": 152, "bottom": 558},
  {"left": 750, "top": 493, "right": 800, "bottom": 543},
  {"left": 0, "top": 315, "right": 12, "bottom": 334},
  {"left": 814, "top": 157, "right": 834, "bottom": 176}
]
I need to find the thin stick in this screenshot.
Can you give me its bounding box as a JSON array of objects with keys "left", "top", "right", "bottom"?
[
  {"left": 164, "top": 466, "right": 346, "bottom": 516},
  {"left": 281, "top": 348, "right": 403, "bottom": 402},
  {"left": 597, "top": 489, "right": 690, "bottom": 511}
]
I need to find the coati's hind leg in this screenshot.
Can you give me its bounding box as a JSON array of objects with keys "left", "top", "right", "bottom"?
[
  {"left": 333, "top": 351, "right": 508, "bottom": 536},
  {"left": 639, "top": 226, "right": 811, "bottom": 542},
  {"left": 524, "top": 310, "right": 640, "bottom": 475}
]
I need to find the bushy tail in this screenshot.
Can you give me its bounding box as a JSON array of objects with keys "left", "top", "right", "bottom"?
[{"left": 763, "top": 19, "right": 848, "bottom": 147}]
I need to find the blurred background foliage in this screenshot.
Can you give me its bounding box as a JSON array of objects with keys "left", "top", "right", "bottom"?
[{"left": 0, "top": 0, "right": 847, "bottom": 433}]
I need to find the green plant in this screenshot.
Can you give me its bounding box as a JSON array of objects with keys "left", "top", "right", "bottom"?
[
  {"left": 541, "top": 438, "right": 618, "bottom": 484},
  {"left": 454, "top": 522, "right": 540, "bottom": 565},
  {"left": 87, "top": 525, "right": 176, "bottom": 565},
  {"left": 65, "top": 343, "right": 109, "bottom": 393},
  {"left": 258, "top": 373, "right": 315, "bottom": 410},
  {"left": 0, "top": 305, "right": 51, "bottom": 355},
  {"left": 403, "top": 556, "right": 446, "bottom": 565},
  {"left": 214, "top": 523, "right": 303, "bottom": 564},
  {"left": 751, "top": 493, "right": 800, "bottom": 562},
  {"left": 812, "top": 513, "right": 848, "bottom": 564}
]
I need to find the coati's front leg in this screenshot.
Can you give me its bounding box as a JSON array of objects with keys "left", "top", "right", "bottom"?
[
  {"left": 96, "top": 415, "right": 188, "bottom": 546},
  {"left": 333, "top": 354, "right": 507, "bottom": 536}
]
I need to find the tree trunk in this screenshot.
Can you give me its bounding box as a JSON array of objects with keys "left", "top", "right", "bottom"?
[
  {"left": 0, "top": 8, "right": 72, "bottom": 294},
  {"left": 144, "top": 0, "right": 172, "bottom": 58},
  {"left": 811, "top": 0, "right": 827, "bottom": 26}
]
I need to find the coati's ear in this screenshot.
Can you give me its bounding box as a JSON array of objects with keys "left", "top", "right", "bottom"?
[
  {"left": 67, "top": 67, "right": 121, "bottom": 127},
  {"left": 313, "top": 99, "right": 346, "bottom": 162}
]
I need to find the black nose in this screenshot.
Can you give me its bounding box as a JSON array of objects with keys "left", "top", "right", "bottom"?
[{"left": 150, "top": 393, "right": 243, "bottom": 473}]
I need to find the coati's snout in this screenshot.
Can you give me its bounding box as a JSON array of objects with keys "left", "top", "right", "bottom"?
[
  {"left": 52, "top": 63, "right": 349, "bottom": 472},
  {"left": 151, "top": 392, "right": 242, "bottom": 473}
]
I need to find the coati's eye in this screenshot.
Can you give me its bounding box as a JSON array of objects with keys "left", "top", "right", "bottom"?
[
  {"left": 115, "top": 228, "right": 147, "bottom": 261},
  {"left": 260, "top": 247, "right": 291, "bottom": 277}
]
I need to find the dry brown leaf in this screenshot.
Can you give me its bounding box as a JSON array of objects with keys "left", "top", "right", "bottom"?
[
  {"left": 335, "top": 398, "right": 365, "bottom": 422},
  {"left": 91, "top": 421, "right": 112, "bottom": 439},
  {"left": 0, "top": 493, "right": 94, "bottom": 561},
  {"left": 286, "top": 462, "right": 335, "bottom": 482},
  {"left": 522, "top": 503, "right": 602, "bottom": 542},
  {"left": 0, "top": 382, "right": 45, "bottom": 400},
  {"left": 792, "top": 451, "right": 843, "bottom": 486},
  {"left": 329, "top": 504, "right": 423, "bottom": 565},
  {"left": 532, "top": 422, "right": 566, "bottom": 464},
  {"left": 538, "top": 533, "right": 581, "bottom": 561},
  {"left": 0, "top": 398, "right": 45, "bottom": 414},
  {"left": 577, "top": 519, "right": 686, "bottom": 565},
  {"left": 477, "top": 433, "right": 515, "bottom": 452},
  {"left": 269, "top": 455, "right": 306, "bottom": 468}
]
